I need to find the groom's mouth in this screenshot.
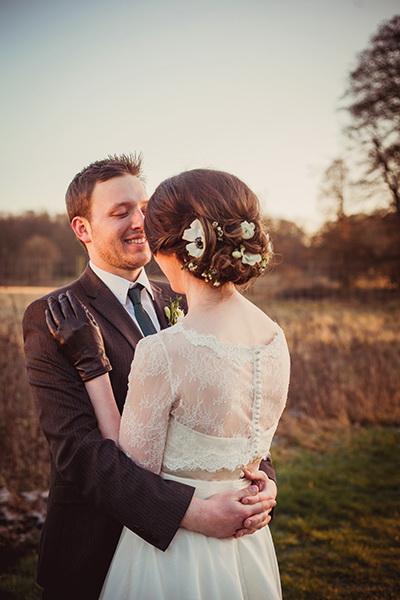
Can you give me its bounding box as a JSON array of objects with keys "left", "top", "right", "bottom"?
[{"left": 124, "top": 236, "right": 147, "bottom": 246}]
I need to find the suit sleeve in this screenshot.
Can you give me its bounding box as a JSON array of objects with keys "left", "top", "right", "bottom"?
[
  {"left": 259, "top": 454, "right": 277, "bottom": 521},
  {"left": 259, "top": 454, "right": 277, "bottom": 484},
  {"left": 23, "top": 299, "right": 195, "bottom": 552}
]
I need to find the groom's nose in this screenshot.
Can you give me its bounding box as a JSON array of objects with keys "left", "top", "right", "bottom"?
[{"left": 129, "top": 206, "right": 146, "bottom": 229}]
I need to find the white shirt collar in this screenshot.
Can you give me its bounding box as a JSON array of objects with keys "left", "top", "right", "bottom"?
[{"left": 89, "top": 261, "right": 155, "bottom": 305}]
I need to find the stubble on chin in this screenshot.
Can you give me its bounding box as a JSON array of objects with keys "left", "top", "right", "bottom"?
[{"left": 98, "top": 241, "right": 152, "bottom": 271}]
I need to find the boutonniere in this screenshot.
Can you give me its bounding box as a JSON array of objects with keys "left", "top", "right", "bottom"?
[{"left": 164, "top": 296, "right": 185, "bottom": 326}]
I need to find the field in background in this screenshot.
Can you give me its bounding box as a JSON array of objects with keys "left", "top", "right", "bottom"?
[
  {"left": 250, "top": 279, "right": 400, "bottom": 436},
  {"left": 0, "top": 282, "right": 399, "bottom": 598},
  {"left": 1, "top": 281, "right": 399, "bottom": 493},
  {"left": 0, "top": 288, "right": 52, "bottom": 494}
]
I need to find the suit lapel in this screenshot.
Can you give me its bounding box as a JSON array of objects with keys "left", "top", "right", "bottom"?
[
  {"left": 77, "top": 266, "right": 182, "bottom": 343},
  {"left": 150, "top": 281, "right": 171, "bottom": 330},
  {"left": 78, "top": 266, "right": 143, "bottom": 349}
]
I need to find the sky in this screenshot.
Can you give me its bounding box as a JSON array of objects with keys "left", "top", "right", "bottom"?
[{"left": 1, "top": 0, "right": 399, "bottom": 233}]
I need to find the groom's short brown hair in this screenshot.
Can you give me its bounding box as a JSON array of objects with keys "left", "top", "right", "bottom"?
[{"left": 65, "top": 153, "right": 143, "bottom": 222}]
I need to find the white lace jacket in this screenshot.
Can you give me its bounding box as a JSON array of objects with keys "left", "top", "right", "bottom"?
[{"left": 119, "top": 321, "right": 291, "bottom": 478}]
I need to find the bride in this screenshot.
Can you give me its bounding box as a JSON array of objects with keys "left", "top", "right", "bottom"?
[{"left": 46, "top": 168, "right": 291, "bottom": 599}]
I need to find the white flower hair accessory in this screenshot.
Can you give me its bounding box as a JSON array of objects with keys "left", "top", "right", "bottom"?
[
  {"left": 240, "top": 221, "right": 256, "bottom": 240},
  {"left": 232, "top": 244, "right": 262, "bottom": 266},
  {"left": 182, "top": 218, "right": 205, "bottom": 258}
]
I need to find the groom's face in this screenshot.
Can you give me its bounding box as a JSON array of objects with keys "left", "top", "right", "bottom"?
[{"left": 84, "top": 174, "right": 152, "bottom": 276}]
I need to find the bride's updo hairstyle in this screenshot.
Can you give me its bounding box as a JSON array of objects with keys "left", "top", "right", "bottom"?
[{"left": 145, "top": 169, "right": 274, "bottom": 287}]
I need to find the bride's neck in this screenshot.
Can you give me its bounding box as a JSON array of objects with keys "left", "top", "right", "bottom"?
[{"left": 183, "top": 275, "right": 237, "bottom": 313}]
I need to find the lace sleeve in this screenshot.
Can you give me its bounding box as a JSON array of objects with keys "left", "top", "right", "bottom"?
[{"left": 119, "top": 334, "right": 174, "bottom": 474}]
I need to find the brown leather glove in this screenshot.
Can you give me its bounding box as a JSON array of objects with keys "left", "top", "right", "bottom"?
[{"left": 45, "top": 290, "right": 112, "bottom": 382}]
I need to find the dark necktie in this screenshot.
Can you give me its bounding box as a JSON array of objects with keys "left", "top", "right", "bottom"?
[{"left": 127, "top": 283, "right": 157, "bottom": 336}]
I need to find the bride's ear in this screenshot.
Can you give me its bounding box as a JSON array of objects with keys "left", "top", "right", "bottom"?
[{"left": 71, "top": 216, "right": 92, "bottom": 245}]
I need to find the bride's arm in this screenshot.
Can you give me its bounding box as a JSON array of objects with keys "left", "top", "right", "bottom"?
[
  {"left": 84, "top": 374, "right": 121, "bottom": 442},
  {"left": 118, "top": 335, "right": 173, "bottom": 474}
]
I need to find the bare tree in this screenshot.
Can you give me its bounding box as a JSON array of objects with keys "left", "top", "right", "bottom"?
[
  {"left": 344, "top": 15, "right": 400, "bottom": 214},
  {"left": 319, "top": 158, "right": 348, "bottom": 220}
]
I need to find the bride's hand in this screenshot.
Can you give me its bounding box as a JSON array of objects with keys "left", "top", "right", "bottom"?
[
  {"left": 234, "top": 468, "right": 277, "bottom": 538},
  {"left": 242, "top": 468, "right": 276, "bottom": 493},
  {"left": 45, "top": 290, "right": 112, "bottom": 382},
  {"left": 181, "top": 484, "right": 275, "bottom": 539}
]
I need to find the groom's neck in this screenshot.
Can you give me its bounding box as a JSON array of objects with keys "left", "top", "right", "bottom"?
[{"left": 90, "top": 260, "right": 144, "bottom": 283}]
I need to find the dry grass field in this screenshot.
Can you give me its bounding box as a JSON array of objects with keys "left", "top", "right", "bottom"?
[
  {"left": 251, "top": 281, "right": 400, "bottom": 437},
  {"left": 0, "top": 282, "right": 399, "bottom": 599},
  {"left": 0, "top": 288, "right": 52, "bottom": 493},
  {"left": 0, "top": 282, "right": 399, "bottom": 493}
]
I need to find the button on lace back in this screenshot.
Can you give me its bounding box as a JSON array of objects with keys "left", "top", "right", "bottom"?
[{"left": 119, "top": 321, "right": 291, "bottom": 479}]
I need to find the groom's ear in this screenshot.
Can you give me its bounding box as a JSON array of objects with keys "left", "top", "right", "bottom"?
[{"left": 71, "top": 216, "right": 92, "bottom": 245}]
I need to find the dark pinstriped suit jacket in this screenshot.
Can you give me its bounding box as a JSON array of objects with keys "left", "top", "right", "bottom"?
[{"left": 23, "top": 265, "right": 276, "bottom": 599}]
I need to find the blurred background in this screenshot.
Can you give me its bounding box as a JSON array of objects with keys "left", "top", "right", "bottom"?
[{"left": 0, "top": 1, "right": 399, "bottom": 598}]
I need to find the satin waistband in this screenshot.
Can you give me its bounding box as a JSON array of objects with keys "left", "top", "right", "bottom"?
[{"left": 161, "top": 471, "right": 249, "bottom": 499}]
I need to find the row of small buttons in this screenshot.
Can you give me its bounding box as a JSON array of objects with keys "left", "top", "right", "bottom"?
[{"left": 251, "top": 348, "right": 263, "bottom": 452}]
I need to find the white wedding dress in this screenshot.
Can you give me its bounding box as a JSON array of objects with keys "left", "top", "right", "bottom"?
[{"left": 100, "top": 319, "right": 291, "bottom": 600}]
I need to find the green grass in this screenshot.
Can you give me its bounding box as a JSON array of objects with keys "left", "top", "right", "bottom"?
[
  {"left": 1, "top": 427, "right": 398, "bottom": 599},
  {"left": 271, "top": 426, "right": 400, "bottom": 599},
  {"left": 0, "top": 546, "right": 41, "bottom": 600}
]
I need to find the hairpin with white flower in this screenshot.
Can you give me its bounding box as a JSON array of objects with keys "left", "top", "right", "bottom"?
[
  {"left": 232, "top": 244, "right": 262, "bottom": 266},
  {"left": 240, "top": 221, "right": 256, "bottom": 240},
  {"left": 182, "top": 218, "right": 205, "bottom": 258}
]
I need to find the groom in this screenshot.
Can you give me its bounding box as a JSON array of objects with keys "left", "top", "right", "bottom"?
[{"left": 23, "top": 154, "right": 278, "bottom": 599}]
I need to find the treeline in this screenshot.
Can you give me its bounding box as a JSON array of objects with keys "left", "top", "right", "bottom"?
[
  {"left": 0, "top": 209, "right": 399, "bottom": 292},
  {"left": 266, "top": 210, "right": 400, "bottom": 295},
  {"left": 2, "top": 17, "right": 399, "bottom": 293},
  {"left": 0, "top": 211, "right": 181, "bottom": 284},
  {"left": 0, "top": 212, "right": 86, "bottom": 285}
]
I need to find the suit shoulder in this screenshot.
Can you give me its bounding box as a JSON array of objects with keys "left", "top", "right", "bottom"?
[
  {"left": 149, "top": 278, "right": 174, "bottom": 295},
  {"left": 150, "top": 279, "right": 187, "bottom": 312},
  {"left": 23, "top": 279, "right": 82, "bottom": 323}
]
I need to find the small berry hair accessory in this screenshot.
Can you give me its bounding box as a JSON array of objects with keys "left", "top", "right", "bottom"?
[
  {"left": 212, "top": 221, "right": 224, "bottom": 241},
  {"left": 201, "top": 267, "right": 221, "bottom": 287}
]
